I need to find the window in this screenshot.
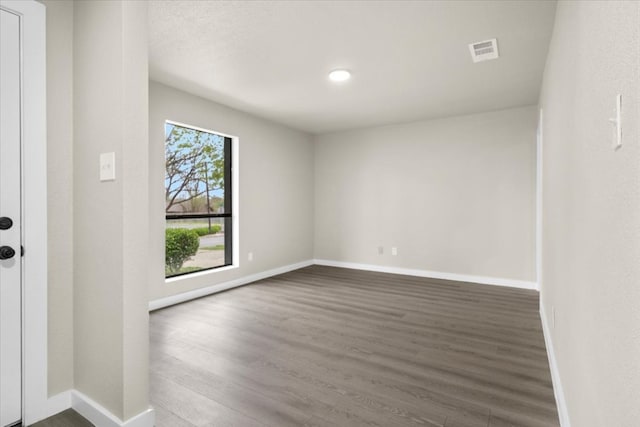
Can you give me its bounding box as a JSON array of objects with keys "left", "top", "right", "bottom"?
[{"left": 165, "top": 121, "right": 232, "bottom": 277}]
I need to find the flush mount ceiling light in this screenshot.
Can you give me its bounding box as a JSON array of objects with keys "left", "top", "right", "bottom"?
[{"left": 328, "top": 69, "right": 351, "bottom": 82}]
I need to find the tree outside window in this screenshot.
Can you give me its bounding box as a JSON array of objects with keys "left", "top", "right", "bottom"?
[{"left": 165, "top": 122, "right": 232, "bottom": 277}]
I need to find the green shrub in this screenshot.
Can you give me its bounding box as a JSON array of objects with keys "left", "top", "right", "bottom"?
[
  {"left": 192, "top": 224, "right": 221, "bottom": 236},
  {"left": 165, "top": 228, "right": 200, "bottom": 273}
]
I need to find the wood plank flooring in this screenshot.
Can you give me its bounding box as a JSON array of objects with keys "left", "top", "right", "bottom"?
[{"left": 150, "top": 265, "right": 560, "bottom": 427}]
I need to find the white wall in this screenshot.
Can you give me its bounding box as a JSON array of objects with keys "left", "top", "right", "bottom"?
[
  {"left": 314, "top": 106, "right": 537, "bottom": 282},
  {"left": 149, "top": 82, "right": 314, "bottom": 301},
  {"left": 41, "top": 0, "right": 74, "bottom": 396},
  {"left": 73, "top": 1, "right": 150, "bottom": 420},
  {"left": 539, "top": 1, "right": 640, "bottom": 426}
]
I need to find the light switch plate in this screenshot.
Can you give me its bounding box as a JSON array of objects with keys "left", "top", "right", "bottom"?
[
  {"left": 609, "top": 94, "right": 622, "bottom": 150},
  {"left": 100, "top": 152, "right": 116, "bottom": 181}
]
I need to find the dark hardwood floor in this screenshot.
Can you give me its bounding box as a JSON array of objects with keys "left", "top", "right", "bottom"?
[
  {"left": 30, "top": 409, "right": 93, "bottom": 427},
  {"left": 150, "top": 265, "right": 559, "bottom": 427}
]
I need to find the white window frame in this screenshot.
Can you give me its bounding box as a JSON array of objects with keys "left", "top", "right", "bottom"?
[{"left": 164, "top": 120, "right": 239, "bottom": 283}]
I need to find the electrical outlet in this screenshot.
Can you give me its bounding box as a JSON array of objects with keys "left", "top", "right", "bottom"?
[
  {"left": 248, "top": 252, "right": 253, "bottom": 262},
  {"left": 377, "top": 246, "right": 384, "bottom": 255},
  {"left": 391, "top": 247, "right": 398, "bottom": 256}
]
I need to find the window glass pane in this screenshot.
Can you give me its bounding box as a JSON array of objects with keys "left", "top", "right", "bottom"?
[
  {"left": 165, "top": 218, "right": 228, "bottom": 277},
  {"left": 164, "top": 122, "right": 233, "bottom": 279},
  {"left": 165, "top": 123, "right": 226, "bottom": 214}
]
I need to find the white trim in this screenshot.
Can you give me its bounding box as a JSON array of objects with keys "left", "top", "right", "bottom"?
[
  {"left": 72, "top": 390, "right": 155, "bottom": 427},
  {"left": 314, "top": 259, "right": 539, "bottom": 290},
  {"left": 536, "top": 108, "right": 544, "bottom": 286},
  {"left": 165, "top": 263, "right": 238, "bottom": 284},
  {"left": 540, "top": 301, "right": 571, "bottom": 427},
  {"left": 0, "top": 0, "right": 48, "bottom": 425},
  {"left": 150, "top": 259, "right": 314, "bottom": 311},
  {"left": 45, "top": 391, "right": 72, "bottom": 418},
  {"left": 165, "top": 119, "right": 236, "bottom": 140},
  {"left": 232, "top": 134, "right": 239, "bottom": 270}
]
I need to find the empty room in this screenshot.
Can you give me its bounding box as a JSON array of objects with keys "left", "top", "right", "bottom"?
[{"left": 0, "top": 1, "right": 638, "bottom": 427}]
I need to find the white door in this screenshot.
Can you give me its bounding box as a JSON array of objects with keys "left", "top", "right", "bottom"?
[{"left": 0, "top": 7, "right": 23, "bottom": 427}]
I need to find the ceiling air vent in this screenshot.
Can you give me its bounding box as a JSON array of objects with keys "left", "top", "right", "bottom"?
[{"left": 469, "top": 38, "right": 499, "bottom": 63}]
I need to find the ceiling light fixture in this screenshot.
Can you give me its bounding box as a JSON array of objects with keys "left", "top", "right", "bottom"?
[{"left": 328, "top": 69, "right": 351, "bottom": 82}]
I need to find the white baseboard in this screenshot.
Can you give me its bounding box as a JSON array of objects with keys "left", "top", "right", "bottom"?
[
  {"left": 71, "top": 390, "right": 155, "bottom": 427},
  {"left": 313, "top": 259, "right": 539, "bottom": 291},
  {"left": 149, "top": 259, "right": 314, "bottom": 311},
  {"left": 26, "top": 391, "right": 72, "bottom": 425},
  {"left": 540, "top": 301, "right": 571, "bottom": 427},
  {"left": 44, "top": 390, "right": 72, "bottom": 417},
  {"left": 149, "top": 259, "right": 536, "bottom": 312}
]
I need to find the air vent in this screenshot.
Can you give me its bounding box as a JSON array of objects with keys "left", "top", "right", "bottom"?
[{"left": 469, "top": 38, "right": 499, "bottom": 63}]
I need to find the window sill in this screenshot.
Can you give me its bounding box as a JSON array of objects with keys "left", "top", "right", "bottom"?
[{"left": 165, "top": 263, "right": 239, "bottom": 284}]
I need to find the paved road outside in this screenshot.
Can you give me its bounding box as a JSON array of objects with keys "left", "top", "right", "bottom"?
[
  {"left": 199, "top": 233, "right": 224, "bottom": 247},
  {"left": 183, "top": 233, "right": 225, "bottom": 270}
]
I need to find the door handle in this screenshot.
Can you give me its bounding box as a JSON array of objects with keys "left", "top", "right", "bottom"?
[
  {"left": 0, "top": 217, "right": 12, "bottom": 230},
  {"left": 0, "top": 246, "right": 16, "bottom": 260}
]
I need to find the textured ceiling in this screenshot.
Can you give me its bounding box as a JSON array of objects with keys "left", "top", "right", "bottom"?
[{"left": 149, "top": 1, "right": 557, "bottom": 134}]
